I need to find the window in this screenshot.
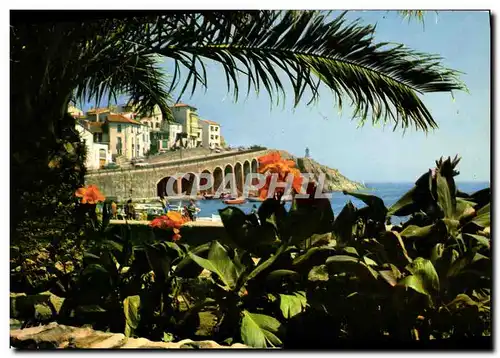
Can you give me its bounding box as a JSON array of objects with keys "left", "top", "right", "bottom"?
[
  {"left": 215, "top": 135, "right": 219, "bottom": 139},
  {"left": 156, "top": 123, "right": 160, "bottom": 128},
  {"left": 117, "top": 124, "right": 122, "bottom": 133},
  {"left": 211, "top": 135, "right": 214, "bottom": 140},
  {"left": 143, "top": 134, "right": 145, "bottom": 142}
]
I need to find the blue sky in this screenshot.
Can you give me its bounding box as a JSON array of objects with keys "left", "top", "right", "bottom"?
[{"left": 87, "top": 11, "right": 491, "bottom": 183}]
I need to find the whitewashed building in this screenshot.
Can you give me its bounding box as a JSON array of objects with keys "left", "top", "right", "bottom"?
[
  {"left": 200, "top": 119, "right": 221, "bottom": 149},
  {"left": 75, "top": 121, "right": 111, "bottom": 170}
]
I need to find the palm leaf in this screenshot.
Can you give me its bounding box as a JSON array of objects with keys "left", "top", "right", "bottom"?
[{"left": 143, "top": 11, "right": 465, "bottom": 131}]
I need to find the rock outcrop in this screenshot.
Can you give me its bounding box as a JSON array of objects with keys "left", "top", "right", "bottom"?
[
  {"left": 278, "top": 150, "right": 364, "bottom": 192},
  {"left": 10, "top": 322, "right": 250, "bottom": 349}
]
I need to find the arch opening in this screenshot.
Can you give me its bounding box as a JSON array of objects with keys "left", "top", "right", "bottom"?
[
  {"left": 157, "top": 176, "right": 178, "bottom": 197},
  {"left": 213, "top": 167, "right": 224, "bottom": 194},
  {"left": 181, "top": 172, "right": 198, "bottom": 196},
  {"left": 235, "top": 162, "right": 244, "bottom": 195},
  {"left": 200, "top": 169, "right": 212, "bottom": 195}
]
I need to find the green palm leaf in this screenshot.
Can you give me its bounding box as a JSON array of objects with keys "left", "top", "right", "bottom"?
[{"left": 141, "top": 11, "right": 465, "bottom": 131}]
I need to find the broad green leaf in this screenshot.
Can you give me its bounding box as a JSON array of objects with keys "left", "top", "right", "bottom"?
[
  {"left": 343, "top": 190, "right": 387, "bottom": 220},
  {"left": 240, "top": 310, "right": 282, "bottom": 348},
  {"left": 433, "top": 247, "right": 459, "bottom": 279},
  {"left": 76, "top": 305, "right": 106, "bottom": 313},
  {"left": 447, "top": 252, "right": 490, "bottom": 278},
  {"left": 446, "top": 293, "right": 486, "bottom": 312},
  {"left": 279, "top": 291, "right": 307, "bottom": 319},
  {"left": 292, "top": 246, "right": 336, "bottom": 266},
  {"left": 160, "top": 241, "right": 185, "bottom": 259},
  {"left": 326, "top": 254, "right": 358, "bottom": 265},
  {"left": 342, "top": 246, "right": 359, "bottom": 257},
  {"left": 162, "top": 332, "right": 175, "bottom": 343},
  {"left": 145, "top": 244, "right": 172, "bottom": 281},
  {"left": 103, "top": 239, "right": 124, "bottom": 253},
  {"left": 379, "top": 264, "right": 402, "bottom": 287},
  {"left": 397, "top": 275, "right": 430, "bottom": 297},
  {"left": 287, "top": 204, "right": 334, "bottom": 246},
  {"left": 398, "top": 257, "right": 439, "bottom": 299},
  {"left": 463, "top": 233, "right": 490, "bottom": 248},
  {"left": 379, "top": 231, "right": 412, "bottom": 265},
  {"left": 174, "top": 242, "right": 210, "bottom": 278},
  {"left": 219, "top": 206, "right": 276, "bottom": 254},
  {"left": 400, "top": 224, "right": 434, "bottom": 238},
  {"left": 82, "top": 263, "right": 109, "bottom": 276},
  {"left": 436, "top": 172, "right": 454, "bottom": 218},
  {"left": 455, "top": 198, "right": 476, "bottom": 219},
  {"left": 430, "top": 243, "right": 445, "bottom": 264},
  {"left": 123, "top": 295, "right": 141, "bottom": 337},
  {"left": 257, "top": 198, "right": 285, "bottom": 223},
  {"left": 387, "top": 186, "right": 416, "bottom": 216},
  {"left": 332, "top": 201, "right": 357, "bottom": 243},
  {"left": 363, "top": 256, "right": 378, "bottom": 267},
  {"left": 83, "top": 252, "right": 102, "bottom": 262},
  {"left": 471, "top": 203, "right": 490, "bottom": 228},
  {"left": 441, "top": 219, "right": 460, "bottom": 237},
  {"left": 266, "top": 269, "right": 299, "bottom": 283},
  {"left": 219, "top": 206, "right": 254, "bottom": 243},
  {"left": 49, "top": 294, "right": 65, "bottom": 315},
  {"left": 243, "top": 243, "right": 288, "bottom": 285},
  {"left": 189, "top": 241, "right": 240, "bottom": 290},
  {"left": 179, "top": 298, "right": 216, "bottom": 325},
  {"left": 34, "top": 304, "right": 52, "bottom": 320},
  {"left": 308, "top": 265, "right": 329, "bottom": 281},
  {"left": 326, "top": 255, "right": 378, "bottom": 281}
]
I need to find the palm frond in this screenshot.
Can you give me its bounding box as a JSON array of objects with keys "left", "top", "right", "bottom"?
[
  {"left": 398, "top": 10, "right": 426, "bottom": 23},
  {"left": 132, "top": 10, "right": 465, "bottom": 131},
  {"left": 72, "top": 27, "right": 174, "bottom": 121}
]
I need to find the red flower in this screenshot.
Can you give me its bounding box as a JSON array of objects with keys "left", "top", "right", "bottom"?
[
  {"left": 258, "top": 152, "right": 282, "bottom": 167},
  {"left": 150, "top": 211, "right": 187, "bottom": 241},
  {"left": 75, "top": 185, "right": 105, "bottom": 204},
  {"left": 256, "top": 153, "right": 303, "bottom": 199}
]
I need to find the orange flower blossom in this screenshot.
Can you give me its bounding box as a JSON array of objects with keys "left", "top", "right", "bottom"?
[
  {"left": 256, "top": 152, "right": 303, "bottom": 199},
  {"left": 75, "top": 185, "right": 105, "bottom": 204},
  {"left": 150, "top": 211, "right": 187, "bottom": 241}
]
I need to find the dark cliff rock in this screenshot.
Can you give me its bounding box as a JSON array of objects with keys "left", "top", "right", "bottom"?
[{"left": 277, "top": 150, "right": 365, "bottom": 192}]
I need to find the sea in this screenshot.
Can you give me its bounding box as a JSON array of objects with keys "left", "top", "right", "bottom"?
[{"left": 192, "top": 182, "right": 490, "bottom": 224}]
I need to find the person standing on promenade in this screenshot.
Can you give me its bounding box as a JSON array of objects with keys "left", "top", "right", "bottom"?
[
  {"left": 125, "top": 199, "right": 135, "bottom": 220},
  {"left": 187, "top": 199, "right": 200, "bottom": 221},
  {"left": 111, "top": 201, "right": 118, "bottom": 219}
]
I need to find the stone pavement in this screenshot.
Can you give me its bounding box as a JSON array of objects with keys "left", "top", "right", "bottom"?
[{"left": 10, "top": 322, "right": 249, "bottom": 349}]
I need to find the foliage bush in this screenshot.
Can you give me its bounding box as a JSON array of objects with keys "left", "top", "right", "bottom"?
[{"left": 10, "top": 156, "right": 490, "bottom": 348}]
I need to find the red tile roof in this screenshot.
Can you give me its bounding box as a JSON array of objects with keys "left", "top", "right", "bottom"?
[{"left": 107, "top": 114, "right": 142, "bottom": 125}]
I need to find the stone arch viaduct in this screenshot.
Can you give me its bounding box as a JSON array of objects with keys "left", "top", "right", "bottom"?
[{"left": 84, "top": 149, "right": 270, "bottom": 201}]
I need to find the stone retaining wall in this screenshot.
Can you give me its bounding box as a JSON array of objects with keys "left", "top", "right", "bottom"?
[{"left": 10, "top": 322, "right": 249, "bottom": 349}]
